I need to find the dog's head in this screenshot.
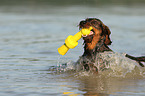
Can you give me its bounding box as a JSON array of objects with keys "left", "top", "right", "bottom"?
[{"left": 79, "top": 18, "right": 112, "bottom": 50}]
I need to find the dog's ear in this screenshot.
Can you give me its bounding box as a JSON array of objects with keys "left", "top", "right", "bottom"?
[{"left": 102, "top": 24, "right": 112, "bottom": 45}]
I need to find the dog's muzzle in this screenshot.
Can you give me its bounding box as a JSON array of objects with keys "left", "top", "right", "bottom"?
[{"left": 82, "top": 29, "right": 95, "bottom": 43}]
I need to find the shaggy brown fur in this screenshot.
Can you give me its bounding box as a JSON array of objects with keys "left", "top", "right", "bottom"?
[{"left": 79, "top": 18, "right": 145, "bottom": 72}]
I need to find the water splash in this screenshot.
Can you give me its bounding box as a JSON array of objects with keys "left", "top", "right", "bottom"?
[
  {"left": 51, "top": 52, "right": 145, "bottom": 78},
  {"left": 95, "top": 52, "right": 137, "bottom": 77}
]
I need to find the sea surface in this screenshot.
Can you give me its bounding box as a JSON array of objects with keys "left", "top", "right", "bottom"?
[{"left": 0, "top": 1, "right": 145, "bottom": 96}]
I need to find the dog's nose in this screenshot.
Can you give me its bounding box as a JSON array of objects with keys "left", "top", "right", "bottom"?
[
  {"left": 79, "top": 21, "right": 86, "bottom": 28},
  {"left": 80, "top": 21, "right": 86, "bottom": 25}
]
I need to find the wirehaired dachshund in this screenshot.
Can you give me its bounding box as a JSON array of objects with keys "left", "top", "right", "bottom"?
[{"left": 77, "top": 18, "right": 145, "bottom": 73}]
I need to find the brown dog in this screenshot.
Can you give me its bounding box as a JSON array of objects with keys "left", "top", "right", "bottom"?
[{"left": 77, "top": 18, "right": 145, "bottom": 72}]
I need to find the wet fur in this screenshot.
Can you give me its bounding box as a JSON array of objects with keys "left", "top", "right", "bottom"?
[{"left": 78, "top": 18, "right": 145, "bottom": 72}]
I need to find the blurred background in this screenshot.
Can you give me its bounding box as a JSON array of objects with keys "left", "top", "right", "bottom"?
[
  {"left": 0, "top": 0, "right": 145, "bottom": 5},
  {"left": 0, "top": 0, "right": 145, "bottom": 56},
  {"left": 0, "top": 0, "right": 145, "bottom": 96}
]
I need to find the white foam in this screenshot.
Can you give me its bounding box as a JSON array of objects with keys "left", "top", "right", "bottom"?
[
  {"left": 96, "top": 52, "right": 136, "bottom": 72},
  {"left": 54, "top": 52, "right": 145, "bottom": 77},
  {"left": 75, "top": 52, "right": 145, "bottom": 77}
]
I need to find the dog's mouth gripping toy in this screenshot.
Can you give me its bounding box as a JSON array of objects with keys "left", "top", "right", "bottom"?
[{"left": 58, "top": 27, "right": 93, "bottom": 55}]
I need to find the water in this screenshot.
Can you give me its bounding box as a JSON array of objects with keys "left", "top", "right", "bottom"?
[{"left": 0, "top": 1, "right": 145, "bottom": 96}]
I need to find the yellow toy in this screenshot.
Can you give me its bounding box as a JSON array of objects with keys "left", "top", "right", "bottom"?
[{"left": 58, "top": 27, "right": 93, "bottom": 55}]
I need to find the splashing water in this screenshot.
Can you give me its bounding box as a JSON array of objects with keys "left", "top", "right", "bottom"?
[
  {"left": 94, "top": 52, "right": 139, "bottom": 77},
  {"left": 51, "top": 52, "right": 145, "bottom": 78}
]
